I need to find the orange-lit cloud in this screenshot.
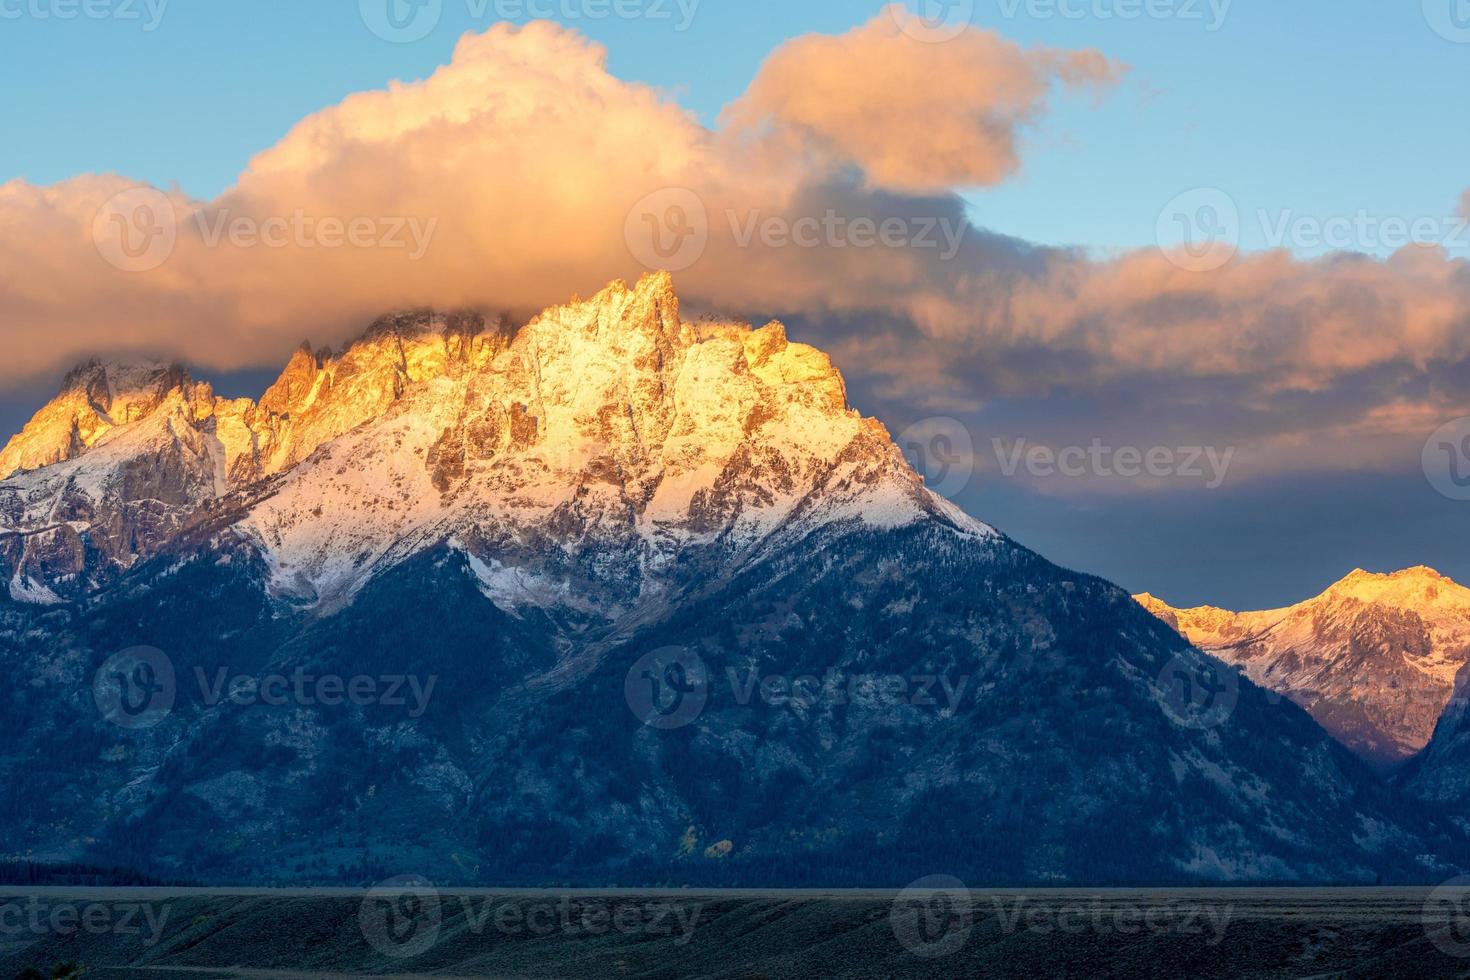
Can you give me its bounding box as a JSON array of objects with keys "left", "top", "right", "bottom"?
[
  {"left": 0, "top": 15, "right": 1467, "bottom": 486},
  {"left": 723, "top": 6, "right": 1124, "bottom": 192}
]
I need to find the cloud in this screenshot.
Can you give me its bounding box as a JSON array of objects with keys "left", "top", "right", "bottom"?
[
  {"left": 0, "top": 15, "right": 1468, "bottom": 489},
  {"left": 723, "top": 6, "right": 1125, "bottom": 192}
]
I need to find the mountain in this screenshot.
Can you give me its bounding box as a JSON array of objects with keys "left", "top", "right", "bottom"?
[
  {"left": 1, "top": 274, "right": 1465, "bottom": 886},
  {"left": 1136, "top": 568, "right": 1470, "bottom": 769}
]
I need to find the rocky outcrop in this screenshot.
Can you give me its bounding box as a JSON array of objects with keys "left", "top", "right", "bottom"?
[
  {"left": 1138, "top": 568, "right": 1470, "bottom": 768},
  {"left": 1, "top": 273, "right": 973, "bottom": 609}
]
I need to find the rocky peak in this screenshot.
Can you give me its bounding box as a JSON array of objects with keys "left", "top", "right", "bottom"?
[
  {"left": 257, "top": 342, "right": 322, "bottom": 417},
  {"left": 1137, "top": 568, "right": 1470, "bottom": 767},
  {"left": 0, "top": 357, "right": 197, "bottom": 480},
  {"left": 3, "top": 274, "right": 988, "bottom": 609}
]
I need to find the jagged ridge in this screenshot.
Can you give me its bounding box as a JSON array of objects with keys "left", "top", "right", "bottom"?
[{"left": 1137, "top": 568, "right": 1470, "bottom": 768}]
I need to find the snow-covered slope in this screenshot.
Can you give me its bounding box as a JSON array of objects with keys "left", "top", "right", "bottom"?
[
  {"left": 0, "top": 273, "right": 989, "bottom": 609},
  {"left": 1138, "top": 568, "right": 1470, "bottom": 766},
  {"left": 240, "top": 273, "right": 989, "bottom": 611}
]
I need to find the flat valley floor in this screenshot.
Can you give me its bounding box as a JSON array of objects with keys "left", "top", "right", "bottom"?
[{"left": 4, "top": 888, "right": 1470, "bottom": 978}]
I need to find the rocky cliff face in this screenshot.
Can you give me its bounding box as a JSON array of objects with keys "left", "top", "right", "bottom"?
[
  {"left": 1, "top": 275, "right": 1465, "bottom": 886},
  {"left": 1137, "top": 568, "right": 1470, "bottom": 768},
  {"left": 1, "top": 273, "right": 975, "bottom": 609}
]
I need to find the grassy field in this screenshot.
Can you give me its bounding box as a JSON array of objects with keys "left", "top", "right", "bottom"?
[{"left": 3, "top": 888, "right": 1469, "bottom": 978}]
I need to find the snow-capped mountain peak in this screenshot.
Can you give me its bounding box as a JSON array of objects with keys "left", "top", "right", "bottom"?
[
  {"left": 1, "top": 273, "right": 991, "bottom": 609},
  {"left": 1137, "top": 568, "right": 1470, "bottom": 767}
]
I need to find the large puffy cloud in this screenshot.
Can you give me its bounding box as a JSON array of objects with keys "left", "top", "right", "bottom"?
[
  {"left": 723, "top": 6, "right": 1124, "bottom": 192},
  {"left": 0, "top": 12, "right": 1468, "bottom": 489},
  {"left": 0, "top": 13, "right": 1114, "bottom": 379}
]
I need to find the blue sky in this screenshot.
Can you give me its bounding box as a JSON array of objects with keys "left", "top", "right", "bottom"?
[{"left": 4, "top": 1, "right": 1468, "bottom": 256}]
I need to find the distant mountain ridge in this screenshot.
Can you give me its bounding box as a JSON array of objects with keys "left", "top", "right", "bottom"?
[
  {"left": 1, "top": 274, "right": 1466, "bottom": 886},
  {"left": 1137, "top": 567, "right": 1470, "bottom": 768}
]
